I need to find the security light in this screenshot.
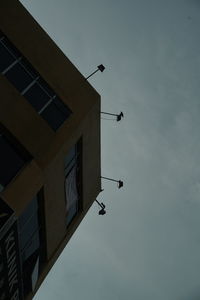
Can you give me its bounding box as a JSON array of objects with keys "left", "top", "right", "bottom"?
[
  {"left": 101, "top": 111, "right": 124, "bottom": 122},
  {"left": 95, "top": 199, "right": 106, "bottom": 216},
  {"left": 97, "top": 64, "right": 105, "bottom": 72},
  {"left": 101, "top": 176, "right": 124, "bottom": 189},
  {"left": 86, "top": 64, "right": 105, "bottom": 80},
  {"left": 99, "top": 208, "right": 106, "bottom": 215},
  {"left": 116, "top": 112, "right": 124, "bottom": 122},
  {"left": 118, "top": 180, "right": 123, "bottom": 188}
]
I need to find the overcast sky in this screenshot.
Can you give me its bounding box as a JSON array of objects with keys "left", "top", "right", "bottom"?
[{"left": 19, "top": 1, "right": 200, "bottom": 299}]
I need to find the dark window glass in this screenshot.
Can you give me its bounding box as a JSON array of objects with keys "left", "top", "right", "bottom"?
[
  {"left": 64, "top": 146, "right": 76, "bottom": 176},
  {"left": 37, "top": 78, "right": 55, "bottom": 97},
  {"left": 19, "top": 195, "right": 40, "bottom": 262},
  {"left": 19, "top": 215, "right": 39, "bottom": 250},
  {"left": 24, "top": 82, "right": 51, "bottom": 111},
  {"left": 1, "top": 38, "right": 21, "bottom": 58},
  {"left": 21, "top": 231, "right": 40, "bottom": 262},
  {"left": 0, "top": 135, "right": 25, "bottom": 187},
  {"left": 41, "top": 99, "right": 69, "bottom": 130},
  {"left": 5, "top": 62, "right": 33, "bottom": 92},
  {"left": 18, "top": 189, "right": 46, "bottom": 297},
  {"left": 0, "top": 42, "right": 15, "bottom": 72},
  {"left": 65, "top": 158, "right": 76, "bottom": 177},
  {"left": 66, "top": 203, "right": 78, "bottom": 226},
  {"left": 21, "top": 58, "right": 38, "bottom": 79},
  {"left": 54, "top": 97, "right": 72, "bottom": 117},
  {"left": 22, "top": 251, "right": 39, "bottom": 296},
  {"left": 65, "top": 146, "right": 76, "bottom": 166},
  {"left": 19, "top": 196, "right": 38, "bottom": 229}
]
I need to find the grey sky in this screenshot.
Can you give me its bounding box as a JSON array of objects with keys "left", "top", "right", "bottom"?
[{"left": 19, "top": 1, "right": 200, "bottom": 299}]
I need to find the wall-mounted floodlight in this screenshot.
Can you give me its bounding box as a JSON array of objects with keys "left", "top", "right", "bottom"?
[
  {"left": 101, "top": 111, "right": 124, "bottom": 122},
  {"left": 118, "top": 180, "right": 123, "bottom": 188},
  {"left": 85, "top": 64, "right": 105, "bottom": 80},
  {"left": 101, "top": 176, "right": 124, "bottom": 189},
  {"left": 95, "top": 199, "right": 106, "bottom": 215}
]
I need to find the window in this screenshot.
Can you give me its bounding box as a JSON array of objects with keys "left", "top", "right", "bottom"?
[
  {"left": 18, "top": 197, "right": 39, "bottom": 261},
  {"left": 4, "top": 61, "right": 33, "bottom": 92},
  {"left": 0, "top": 133, "right": 29, "bottom": 190},
  {"left": 24, "top": 82, "right": 51, "bottom": 111},
  {"left": 41, "top": 97, "right": 71, "bottom": 131},
  {"left": 0, "top": 35, "right": 21, "bottom": 59},
  {"left": 64, "top": 139, "right": 82, "bottom": 227},
  {"left": 18, "top": 196, "right": 40, "bottom": 263},
  {"left": 0, "top": 32, "right": 72, "bottom": 131},
  {"left": 0, "top": 42, "right": 15, "bottom": 73},
  {"left": 18, "top": 190, "right": 46, "bottom": 295}
]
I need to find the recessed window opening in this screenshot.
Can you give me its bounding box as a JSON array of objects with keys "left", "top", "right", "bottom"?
[
  {"left": 64, "top": 139, "right": 82, "bottom": 227},
  {"left": 18, "top": 189, "right": 46, "bottom": 296},
  {"left": 0, "top": 31, "right": 72, "bottom": 130}
]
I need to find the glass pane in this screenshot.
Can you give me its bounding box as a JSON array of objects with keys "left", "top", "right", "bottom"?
[
  {"left": 65, "top": 158, "right": 76, "bottom": 177},
  {"left": 66, "top": 204, "right": 77, "bottom": 226},
  {"left": 64, "top": 146, "right": 76, "bottom": 176},
  {"left": 19, "top": 195, "right": 38, "bottom": 230},
  {"left": 41, "top": 100, "right": 68, "bottom": 131},
  {"left": 0, "top": 136, "right": 25, "bottom": 186},
  {"left": 65, "top": 146, "right": 76, "bottom": 167},
  {"left": 24, "top": 82, "right": 51, "bottom": 112},
  {"left": 31, "top": 257, "right": 39, "bottom": 292},
  {"left": 54, "top": 97, "right": 71, "bottom": 117},
  {"left": 5, "top": 62, "right": 33, "bottom": 92},
  {"left": 1, "top": 37, "right": 21, "bottom": 58},
  {"left": 21, "top": 58, "right": 38, "bottom": 79},
  {"left": 38, "top": 78, "right": 55, "bottom": 97},
  {"left": 19, "top": 214, "right": 39, "bottom": 250},
  {"left": 21, "top": 230, "right": 40, "bottom": 262},
  {"left": 0, "top": 42, "right": 15, "bottom": 72}
]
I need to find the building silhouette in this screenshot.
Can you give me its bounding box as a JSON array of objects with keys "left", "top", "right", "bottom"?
[{"left": 0, "top": 1, "right": 101, "bottom": 299}]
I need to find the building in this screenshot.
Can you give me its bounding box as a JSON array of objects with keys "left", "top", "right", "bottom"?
[{"left": 0, "top": 0, "right": 101, "bottom": 299}]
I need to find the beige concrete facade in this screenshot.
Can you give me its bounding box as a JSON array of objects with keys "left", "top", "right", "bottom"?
[{"left": 0, "top": 0, "right": 101, "bottom": 298}]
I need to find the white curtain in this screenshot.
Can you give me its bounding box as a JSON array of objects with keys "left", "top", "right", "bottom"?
[{"left": 65, "top": 165, "right": 78, "bottom": 225}]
